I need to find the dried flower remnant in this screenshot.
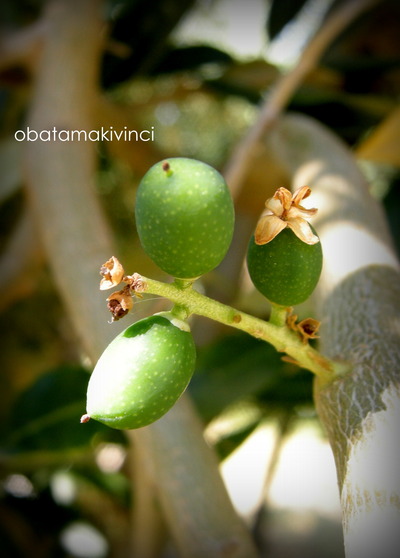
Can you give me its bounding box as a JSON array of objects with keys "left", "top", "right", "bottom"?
[
  {"left": 107, "top": 286, "right": 133, "bottom": 321},
  {"left": 286, "top": 311, "right": 298, "bottom": 332},
  {"left": 100, "top": 256, "right": 125, "bottom": 290},
  {"left": 287, "top": 311, "right": 321, "bottom": 344},
  {"left": 297, "top": 318, "right": 320, "bottom": 343},
  {"left": 127, "top": 272, "right": 146, "bottom": 295},
  {"left": 255, "top": 186, "right": 319, "bottom": 246},
  {"left": 162, "top": 160, "right": 173, "bottom": 176}
]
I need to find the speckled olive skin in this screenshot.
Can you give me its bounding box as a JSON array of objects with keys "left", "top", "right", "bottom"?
[
  {"left": 247, "top": 227, "right": 323, "bottom": 307},
  {"left": 86, "top": 315, "right": 196, "bottom": 429},
  {"left": 135, "top": 158, "right": 234, "bottom": 279}
]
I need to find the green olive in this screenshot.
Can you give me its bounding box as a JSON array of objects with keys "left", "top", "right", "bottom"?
[
  {"left": 84, "top": 313, "right": 196, "bottom": 429},
  {"left": 135, "top": 157, "right": 234, "bottom": 279},
  {"left": 247, "top": 227, "right": 323, "bottom": 307}
]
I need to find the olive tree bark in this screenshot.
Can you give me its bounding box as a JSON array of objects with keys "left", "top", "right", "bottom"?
[
  {"left": 23, "top": 1, "right": 259, "bottom": 558},
  {"left": 265, "top": 113, "right": 400, "bottom": 558}
]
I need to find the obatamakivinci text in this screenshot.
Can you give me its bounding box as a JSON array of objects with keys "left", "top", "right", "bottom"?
[{"left": 15, "top": 126, "right": 155, "bottom": 142}]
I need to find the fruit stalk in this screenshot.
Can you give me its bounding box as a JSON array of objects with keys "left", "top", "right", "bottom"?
[
  {"left": 268, "top": 304, "right": 288, "bottom": 327},
  {"left": 129, "top": 275, "right": 347, "bottom": 381}
]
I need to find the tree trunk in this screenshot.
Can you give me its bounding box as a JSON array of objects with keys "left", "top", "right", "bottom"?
[{"left": 266, "top": 113, "right": 400, "bottom": 558}]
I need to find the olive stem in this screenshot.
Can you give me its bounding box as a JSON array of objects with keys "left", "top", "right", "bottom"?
[
  {"left": 170, "top": 303, "right": 191, "bottom": 322},
  {"left": 173, "top": 278, "right": 196, "bottom": 290},
  {"left": 130, "top": 275, "right": 349, "bottom": 382},
  {"left": 269, "top": 304, "right": 289, "bottom": 327}
]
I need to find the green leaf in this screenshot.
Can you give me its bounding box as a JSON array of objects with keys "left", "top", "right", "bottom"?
[
  {"left": 101, "top": 0, "right": 197, "bottom": 87},
  {"left": 189, "top": 332, "right": 311, "bottom": 422},
  {"left": 1, "top": 365, "right": 119, "bottom": 455}
]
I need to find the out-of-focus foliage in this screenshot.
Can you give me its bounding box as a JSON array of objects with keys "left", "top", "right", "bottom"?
[
  {"left": 190, "top": 332, "right": 313, "bottom": 423},
  {"left": 0, "top": 0, "right": 399, "bottom": 556},
  {"left": 1, "top": 365, "right": 119, "bottom": 455},
  {"left": 266, "top": 0, "right": 311, "bottom": 40}
]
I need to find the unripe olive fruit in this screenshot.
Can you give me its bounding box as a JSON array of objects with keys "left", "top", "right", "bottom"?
[
  {"left": 135, "top": 157, "right": 234, "bottom": 279},
  {"left": 246, "top": 228, "right": 323, "bottom": 307},
  {"left": 84, "top": 313, "right": 196, "bottom": 429}
]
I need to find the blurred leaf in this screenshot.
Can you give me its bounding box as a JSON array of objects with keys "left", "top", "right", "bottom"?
[
  {"left": 266, "top": 0, "right": 309, "bottom": 40},
  {"left": 288, "top": 85, "right": 383, "bottom": 144},
  {"left": 207, "top": 59, "right": 280, "bottom": 103},
  {"left": 0, "top": 488, "right": 75, "bottom": 558},
  {"left": 382, "top": 173, "right": 400, "bottom": 257},
  {"left": 189, "top": 332, "right": 312, "bottom": 423},
  {"left": 320, "top": 1, "right": 400, "bottom": 94},
  {"left": 0, "top": 188, "right": 24, "bottom": 252},
  {"left": 357, "top": 106, "right": 400, "bottom": 167},
  {"left": 1, "top": 365, "right": 121, "bottom": 457},
  {"left": 150, "top": 45, "right": 233, "bottom": 74},
  {"left": 0, "top": 139, "right": 23, "bottom": 204},
  {"left": 101, "top": 0, "right": 196, "bottom": 88},
  {"left": 71, "top": 465, "right": 130, "bottom": 507},
  {"left": 0, "top": 0, "right": 42, "bottom": 25},
  {"left": 216, "top": 420, "right": 260, "bottom": 461}
]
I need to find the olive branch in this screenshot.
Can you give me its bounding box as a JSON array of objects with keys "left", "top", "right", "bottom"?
[{"left": 100, "top": 261, "right": 349, "bottom": 383}]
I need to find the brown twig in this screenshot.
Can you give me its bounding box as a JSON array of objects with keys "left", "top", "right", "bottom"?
[{"left": 224, "top": 0, "right": 382, "bottom": 197}]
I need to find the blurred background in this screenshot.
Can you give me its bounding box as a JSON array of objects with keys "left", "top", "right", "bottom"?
[{"left": 0, "top": 0, "right": 399, "bottom": 556}]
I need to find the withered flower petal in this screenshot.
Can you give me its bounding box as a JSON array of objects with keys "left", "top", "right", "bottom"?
[
  {"left": 286, "top": 311, "right": 320, "bottom": 344},
  {"left": 275, "top": 187, "right": 293, "bottom": 212},
  {"left": 266, "top": 192, "right": 284, "bottom": 216},
  {"left": 256, "top": 185, "right": 319, "bottom": 245},
  {"left": 129, "top": 273, "right": 146, "bottom": 295},
  {"left": 106, "top": 287, "right": 133, "bottom": 321},
  {"left": 289, "top": 205, "right": 318, "bottom": 220},
  {"left": 255, "top": 214, "right": 287, "bottom": 245},
  {"left": 292, "top": 185, "right": 311, "bottom": 205},
  {"left": 297, "top": 317, "right": 321, "bottom": 344},
  {"left": 100, "top": 256, "right": 125, "bottom": 290},
  {"left": 287, "top": 217, "right": 320, "bottom": 245},
  {"left": 286, "top": 312, "right": 298, "bottom": 332}
]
